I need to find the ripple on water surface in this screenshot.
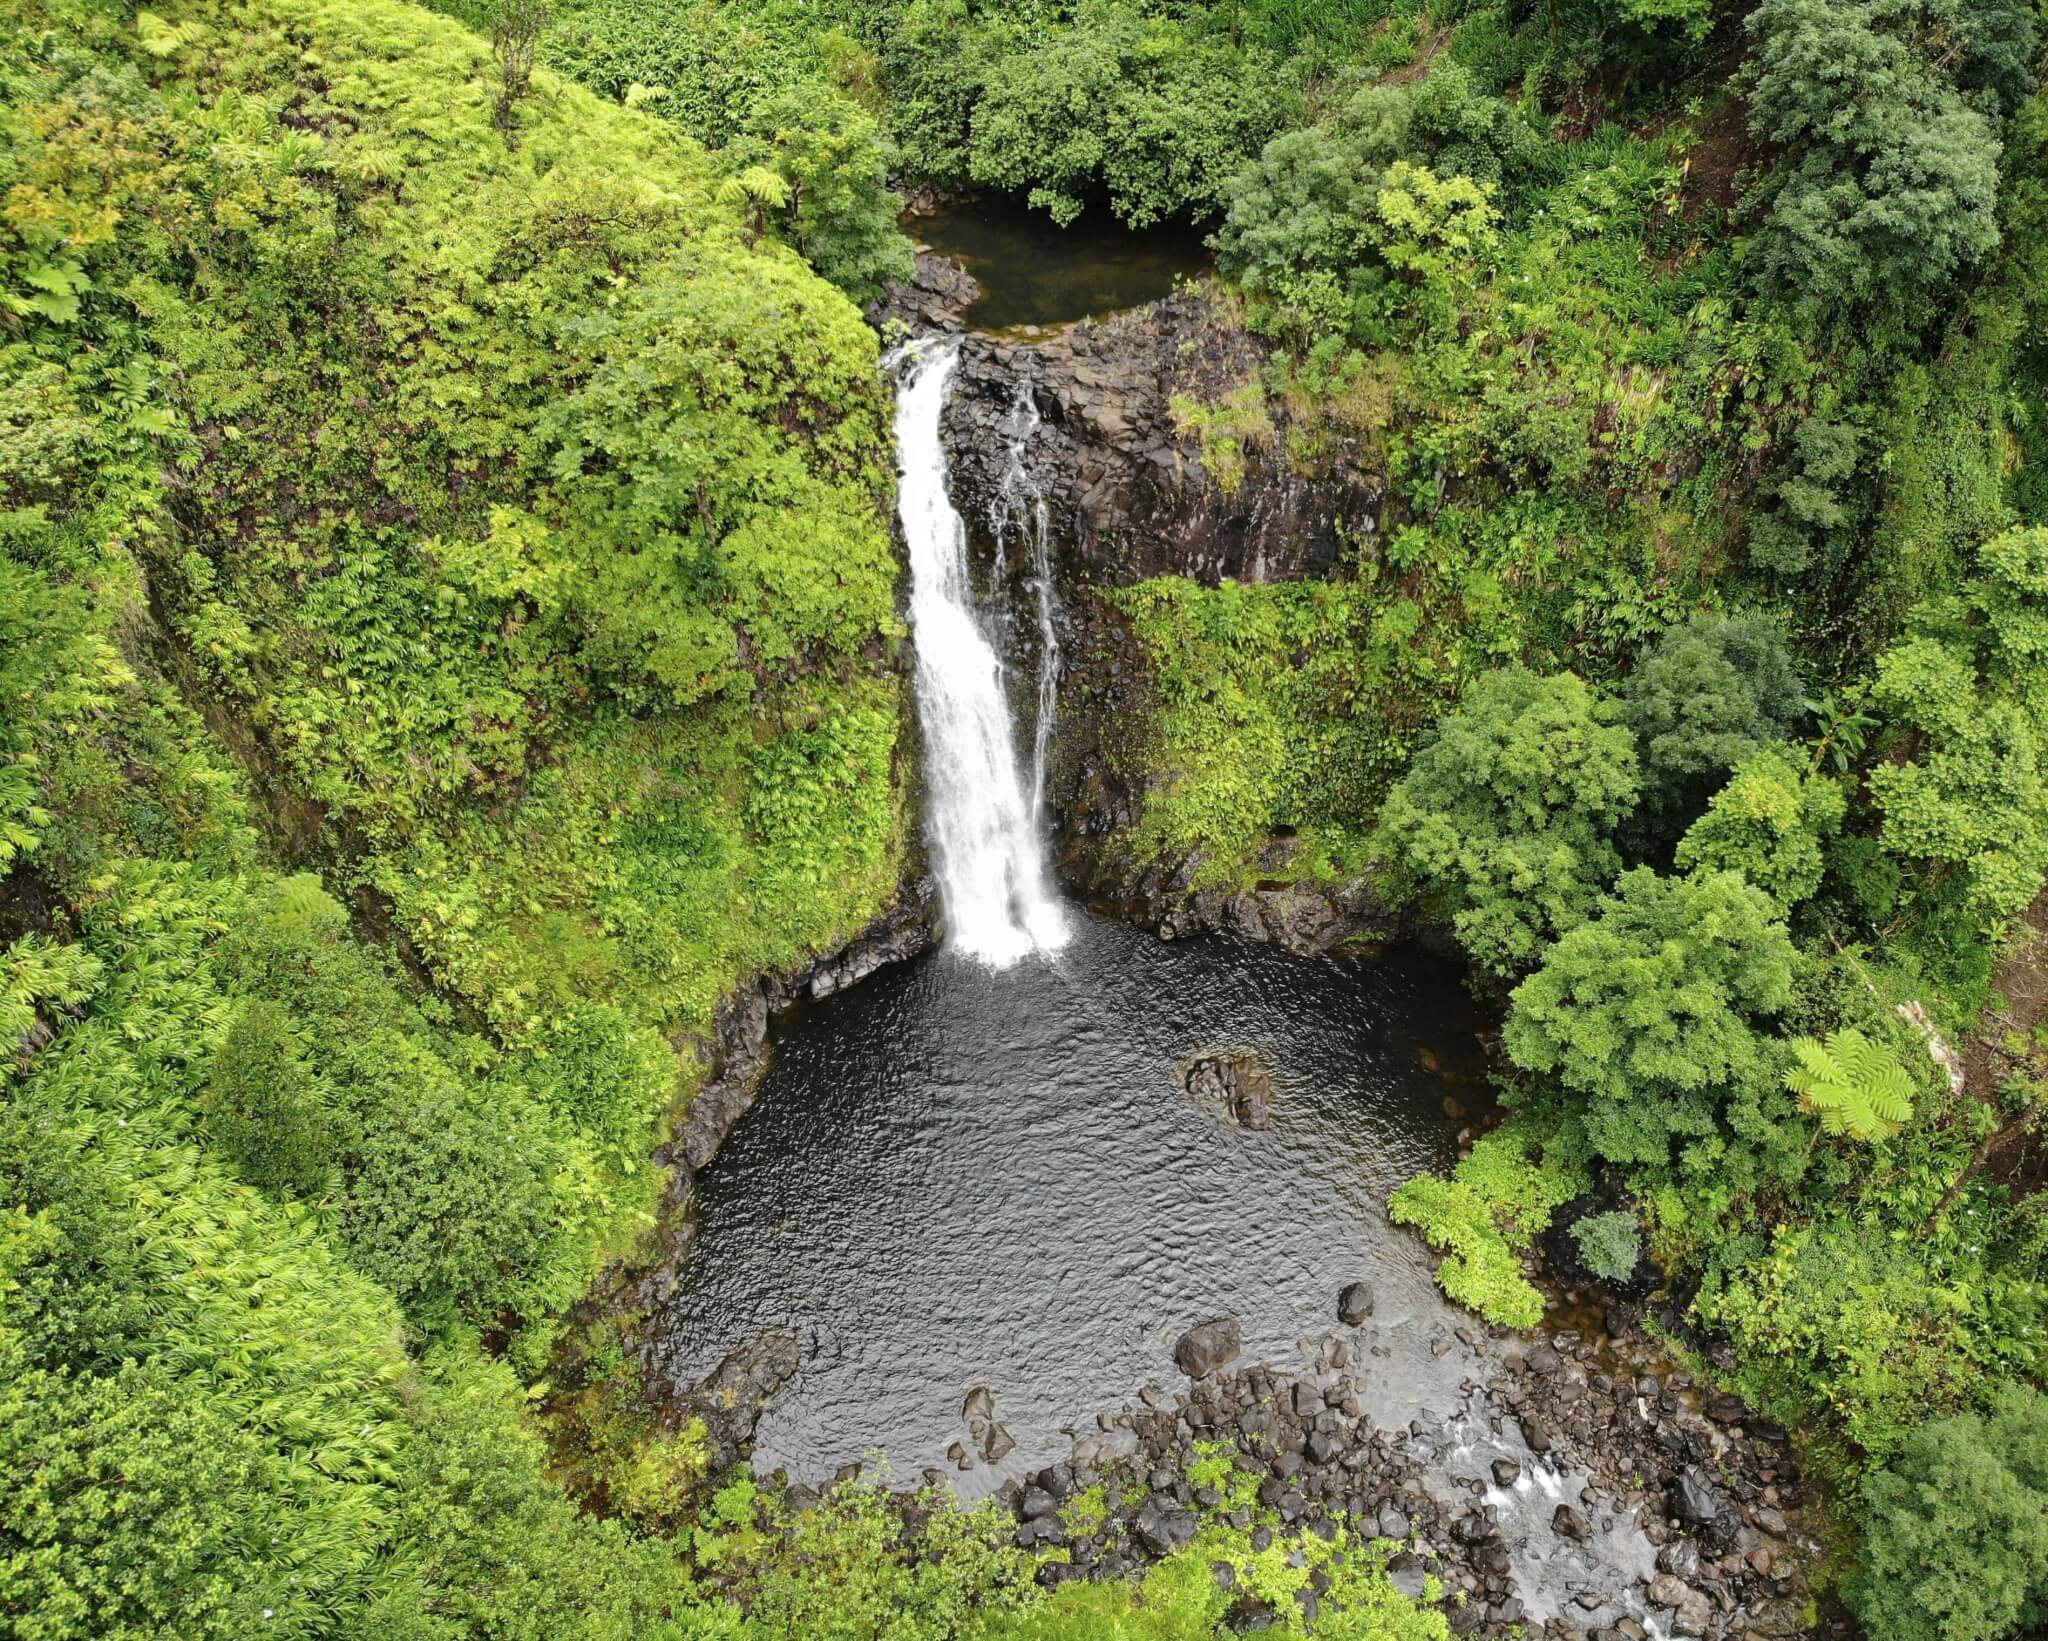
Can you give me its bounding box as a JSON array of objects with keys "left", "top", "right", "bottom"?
[{"left": 651, "top": 910, "right": 1501, "bottom": 1495}]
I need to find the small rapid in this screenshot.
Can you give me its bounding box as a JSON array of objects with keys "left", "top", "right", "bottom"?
[{"left": 889, "top": 338, "right": 1066, "bottom": 966}]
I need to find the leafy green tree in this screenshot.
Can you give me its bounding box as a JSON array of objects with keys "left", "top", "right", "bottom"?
[
  {"left": 1378, "top": 666, "right": 1640, "bottom": 976},
  {"left": 729, "top": 86, "right": 913, "bottom": 300},
  {"left": 1849, "top": 1385, "right": 2048, "bottom": 1641},
  {"left": 966, "top": 2, "right": 1282, "bottom": 226},
  {"left": 338, "top": 1078, "right": 557, "bottom": 1319},
  {"left": 1213, "top": 68, "right": 1522, "bottom": 344},
  {"left": 716, "top": 164, "right": 791, "bottom": 247},
  {"left": 1783, "top": 1028, "right": 1914, "bottom": 1141},
  {"left": 488, "top": 0, "right": 551, "bottom": 134},
  {"left": 1743, "top": 0, "right": 2004, "bottom": 313},
  {"left": 1675, "top": 743, "right": 1846, "bottom": 908},
  {"left": 1747, "top": 416, "right": 1865, "bottom": 577},
  {"left": 1621, "top": 615, "right": 1807, "bottom": 841},
  {"left": 1504, "top": 868, "right": 1799, "bottom": 1167}
]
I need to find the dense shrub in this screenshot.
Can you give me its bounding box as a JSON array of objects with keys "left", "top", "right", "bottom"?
[
  {"left": 1378, "top": 667, "right": 1640, "bottom": 976},
  {"left": 1504, "top": 869, "right": 1798, "bottom": 1168},
  {"left": 1849, "top": 1385, "right": 2048, "bottom": 1641}
]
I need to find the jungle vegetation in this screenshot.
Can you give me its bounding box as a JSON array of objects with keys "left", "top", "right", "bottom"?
[{"left": 4, "top": 0, "right": 2047, "bottom": 1636}]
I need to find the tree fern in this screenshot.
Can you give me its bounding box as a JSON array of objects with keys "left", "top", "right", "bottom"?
[{"left": 1785, "top": 1029, "right": 1915, "bottom": 1141}]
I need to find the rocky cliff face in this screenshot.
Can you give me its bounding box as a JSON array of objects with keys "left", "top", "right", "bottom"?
[
  {"left": 947, "top": 294, "right": 1379, "bottom": 587},
  {"left": 875, "top": 253, "right": 1381, "bottom": 587}
]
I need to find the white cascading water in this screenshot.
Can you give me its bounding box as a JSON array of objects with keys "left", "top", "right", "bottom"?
[
  {"left": 990, "top": 375, "right": 1062, "bottom": 833},
  {"left": 889, "top": 337, "right": 1067, "bottom": 966}
]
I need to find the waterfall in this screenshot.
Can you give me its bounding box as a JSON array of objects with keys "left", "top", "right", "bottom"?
[
  {"left": 888, "top": 337, "right": 1067, "bottom": 966},
  {"left": 990, "top": 375, "right": 1061, "bottom": 832}
]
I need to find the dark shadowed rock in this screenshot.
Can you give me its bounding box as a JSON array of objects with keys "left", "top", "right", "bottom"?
[
  {"left": 1667, "top": 1466, "right": 1726, "bottom": 1525},
  {"left": 1174, "top": 1318, "right": 1242, "bottom": 1379},
  {"left": 1132, "top": 1495, "right": 1198, "bottom": 1556},
  {"left": 1553, "top": 1504, "right": 1590, "bottom": 1540},
  {"left": 940, "top": 287, "right": 1380, "bottom": 590},
  {"left": 1386, "top": 1553, "right": 1429, "bottom": 1600},
  {"left": 868, "top": 250, "right": 982, "bottom": 333},
  {"left": 667, "top": 1329, "right": 800, "bottom": 1473},
  {"left": 1338, "top": 1282, "right": 1376, "bottom": 1325}
]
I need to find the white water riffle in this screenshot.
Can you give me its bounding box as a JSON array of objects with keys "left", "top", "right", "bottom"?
[{"left": 889, "top": 337, "right": 1067, "bottom": 966}]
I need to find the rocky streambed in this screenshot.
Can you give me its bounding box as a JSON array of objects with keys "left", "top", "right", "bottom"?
[{"left": 979, "top": 1303, "right": 1817, "bottom": 1641}]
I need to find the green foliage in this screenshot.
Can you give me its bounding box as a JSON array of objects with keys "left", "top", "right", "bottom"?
[
  {"left": 1113, "top": 576, "right": 1393, "bottom": 884},
  {"left": 199, "top": 998, "right": 335, "bottom": 1199},
  {"left": 964, "top": 2, "right": 1286, "bottom": 227},
  {"left": 1214, "top": 67, "right": 1524, "bottom": 344},
  {"left": 1620, "top": 615, "right": 1808, "bottom": 839},
  {"left": 1389, "top": 1125, "right": 1586, "bottom": 1327},
  {"left": 1868, "top": 526, "right": 2048, "bottom": 932},
  {"left": 725, "top": 86, "right": 912, "bottom": 299},
  {"left": 1784, "top": 1028, "right": 1915, "bottom": 1141},
  {"left": 1674, "top": 744, "right": 1847, "bottom": 908},
  {"left": 1696, "top": 1210, "right": 2042, "bottom": 1465},
  {"left": 1378, "top": 667, "right": 1640, "bottom": 975},
  {"left": 1504, "top": 869, "right": 1799, "bottom": 1168},
  {"left": 1743, "top": 0, "right": 2008, "bottom": 316},
  {"left": 1569, "top": 1209, "right": 1644, "bottom": 1281},
  {"left": 1849, "top": 1385, "right": 2048, "bottom": 1641}
]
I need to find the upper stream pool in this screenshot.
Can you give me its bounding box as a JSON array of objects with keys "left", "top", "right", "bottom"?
[
  {"left": 911, "top": 197, "right": 1212, "bottom": 332},
  {"left": 648, "top": 908, "right": 1494, "bottom": 1497}
]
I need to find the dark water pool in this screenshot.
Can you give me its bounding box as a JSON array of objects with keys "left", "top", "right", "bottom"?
[
  {"left": 913, "top": 197, "right": 1212, "bottom": 332},
  {"left": 647, "top": 910, "right": 1495, "bottom": 1496}
]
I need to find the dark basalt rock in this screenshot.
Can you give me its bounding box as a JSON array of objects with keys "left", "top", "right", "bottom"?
[
  {"left": 1182, "top": 1046, "right": 1277, "bottom": 1129},
  {"left": 938, "top": 286, "right": 1380, "bottom": 589},
  {"left": 667, "top": 882, "right": 936, "bottom": 1178},
  {"left": 868, "top": 251, "right": 982, "bottom": 334},
  {"left": 1132, "top": 1495, "right": 1198, "bottom": 1555},
  {"left": 1173, "top": 1318, "right": 1243, "bottom": 1379},
  {"left": 662, "top": 1329, "right": 800, "bottom": 1474},
  {"left": 1667, "top": 1465, "right": 1727, "bottom": 1526},
  {"left": 1337, "top": 1281, "right": 1377, "bottom": 1325}
]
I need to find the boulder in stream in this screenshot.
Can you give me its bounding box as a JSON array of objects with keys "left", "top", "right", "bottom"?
[
  {"left": 1337, "top": 1281, "right": 1376, "bottom": 1325},
  {"left": 1666, "top": 1464, "right": 1726, "bottom": 1526},
  {"left": 1181, "top": 1048, "right": 1276, "bottom": 1130},
  {"left": 1173, "top": 1318, "right": 1242, "bottom": 1379}
]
